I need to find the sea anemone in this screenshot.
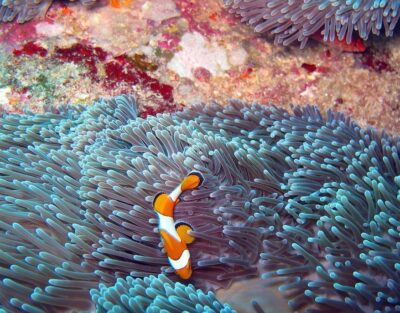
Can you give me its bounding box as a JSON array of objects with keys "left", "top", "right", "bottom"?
[
  {"left": 0, "top": 95, "right": 399, "bottom": 312},
  {"left": 0, "top": 0, "right": 96, "bottom": 23},
  {"left": 91, "top": 273, "right": 235, "bottom": 313},
  {"left": 223, "top": 0, "right": 400, "bottom": 47},
  {"left": 255, "top": 106, "right": 400, "bottom": 312}
]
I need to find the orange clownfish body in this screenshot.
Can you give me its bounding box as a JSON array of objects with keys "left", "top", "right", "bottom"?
[{"left": 152, "top": 172, "right": 203, "bottom": 279}]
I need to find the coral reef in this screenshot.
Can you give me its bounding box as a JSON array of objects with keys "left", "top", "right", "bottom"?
[
  {"left": 224, "top": 0, "right": 400, "bottom": 47},
  {"left": 0, "top": 94, "right": 399, "bottom": 312},
  {"left": 2, "top": 1, "right": 400, "bottom": 134},
  {"left": 91, "top": 274, "right": 235, "bottom": 312}
]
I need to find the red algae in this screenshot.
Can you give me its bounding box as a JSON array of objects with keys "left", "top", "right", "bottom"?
[
  {"left": 301, "top": 63, "right": 317, "bottom": 73},
  {"left": 157, "top": 33, "right": 181, "bottom": 51},
  {"left": 104, "top": 56, "right": 140, "bottom": 86},
  {"left": 13, "top": 42, "right": 48, "bottom": 57},
  {"left": 54, "top": 45, "right": 173, "bottom": 102},
  {"left": 209, "top": 12, "right": 218, "bottom": 22},
  {"left": 324, "top": 50, "right": 331, "bottom": 59},
  {"left": 311, "top": 33, "right": 366, "bottom": 53},
  {"left": 55, "top": 44, "right": 108, "bottom": 64},
  {"left": 300, "top": 63, "right": 328, "bottom": 74},
  {"left": 193, "top": 67, "right": 212, "bottom": 82},
  {"left": 335, "top": 97, "right": 344, "bottom": 106},
  {"left": 104, "top": 55, "right": 173, "bottom": 102},
  {"left": 238, "top": 67, "right": 253, "bottom": 79},
  {"left": 175, "top": 0, "right": 220, "bottom": 36},
  {"left": 356, "top": 49, "right": 393, "bottom": 73},
  {"left": 12, "top": 41, "right": 174, "bottom": 104},
  {"left": 54, "top": 43, "right": 108, "bottom": 81},
  {"left": 228, "top": 67, "right": 254, "bottom": 81},
  {"left": 0, "top": 20, "right": 41, "bottom": 50}
]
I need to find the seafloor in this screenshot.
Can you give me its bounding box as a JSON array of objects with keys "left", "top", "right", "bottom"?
[{"left": 1, "top": 0, "right": 400, "bottom": 133}]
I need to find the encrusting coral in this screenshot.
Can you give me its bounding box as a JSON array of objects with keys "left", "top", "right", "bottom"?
[
  {"left": 0, "top": 94, "right": 399, "bottom": 313},
  {"left": 224, "top": 0, "right": 400, "bottom": 47}
]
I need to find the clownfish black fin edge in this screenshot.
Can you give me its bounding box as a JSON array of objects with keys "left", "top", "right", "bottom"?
[
  {"left": 152, "top": 192, "right": 165, "bottom": 207},
  {"left": 187, "top": 171, "right": 204, "bottom": 187}
]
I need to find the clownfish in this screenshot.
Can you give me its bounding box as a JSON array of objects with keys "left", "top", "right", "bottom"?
[{"left": 152, "top": 172, "right": 203, "bottom": 279}]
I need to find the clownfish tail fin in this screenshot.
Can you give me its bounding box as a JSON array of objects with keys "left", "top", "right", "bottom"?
[
  {"left": 181, "top": 172, "right": 204, "bottom": 191},
  {"left": 189, "top": 171, "right": 204, "bottom": 186}
]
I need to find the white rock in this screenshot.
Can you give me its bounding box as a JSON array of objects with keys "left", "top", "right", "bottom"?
[
  {"left": 0, "top": 87, "right": 11, "bottom": 105},
  {"left": 167, "top": 32, "right": 230, "bottom": 80},
  {"left": 142, "top": 0, "right": 180, "bottom": 25},
  {"left": 35, "top": 22, "right": 65, "bottom": 37},
  {"left": 228, "top": 46, "right": 248, "bottom": 66}
]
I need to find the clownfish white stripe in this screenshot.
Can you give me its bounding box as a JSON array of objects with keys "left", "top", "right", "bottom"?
[
  {"left": 169, "top": 184, "right": 182, "bottom": 202},
  {"left": 157, "top": 213, "right": 181, "bottom": 242},
  {"left": 168, "top": 249, "right": 190, "bottom": 270}
]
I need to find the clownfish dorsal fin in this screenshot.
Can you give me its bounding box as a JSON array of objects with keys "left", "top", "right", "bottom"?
[
  {"left": 181, "top": 172, "right": 204, "bottom": 191},
  {"left": 175, "top": 222, "right": 194, "bottom": 244}
]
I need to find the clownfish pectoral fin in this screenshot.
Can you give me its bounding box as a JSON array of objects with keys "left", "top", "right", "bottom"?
[
  {"left": 152, "top": 192, "right": 174, "bottom": 217},
  {"left": 175, "top": 222, "right": 194, "bottom": 244},
  {"left": 180, "top": 172, "right": 204, "bottom": 191}
]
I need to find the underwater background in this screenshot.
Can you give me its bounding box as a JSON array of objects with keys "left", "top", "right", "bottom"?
[{"left": 0, "top": 1, "right": 400, "bottom": 313}]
